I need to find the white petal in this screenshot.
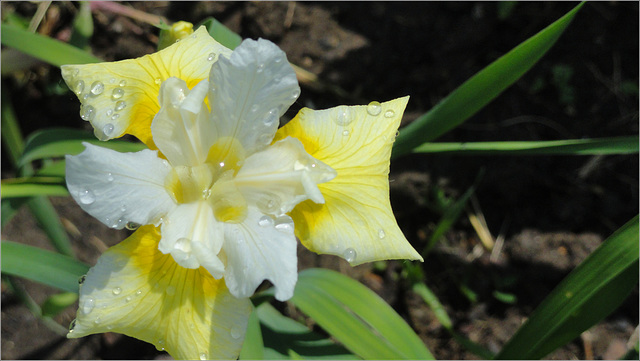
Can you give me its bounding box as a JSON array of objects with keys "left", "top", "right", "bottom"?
[
  {"left": 158, "top": 202, "right": 225, "bottom": 278},
  {"left": 234, "top": 137, "right": 336, "bottom": 215},
  {"left": 208, "top": 38, "right": 300, "bottom": 156},
  {"left": 222, "top": 207, "right": 298, "bottom": 301},
  {"left": 65, "top": 143, "right": 175, "bottom": 229},
  {"left": 151, "top": 78, "right": 214, "bottom": 166}
]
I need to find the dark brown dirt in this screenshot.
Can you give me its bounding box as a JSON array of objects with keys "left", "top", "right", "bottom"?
[{"left": 2, "top": 1, "right": 638, "bottom": 360}]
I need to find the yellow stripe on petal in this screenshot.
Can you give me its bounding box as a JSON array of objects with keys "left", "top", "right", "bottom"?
[
  {"left": 61, "top": 26, "right": 231, "bottom": 148},
  {"left": 69, "top": 225, "right": 252, "bottom": 360},
  {"left": 275, "top": 97, "right": 423, "bottom": 265}
]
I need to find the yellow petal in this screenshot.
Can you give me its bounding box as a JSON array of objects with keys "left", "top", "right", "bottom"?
[
  {"left": 61, "top": 26, "right": 231, "bottom": 148},
  {"left": 69, "top": 225, "right": 252, "bottom": 360},
  {"left": 274, "top": 97, "right": 423, "bottom": 265}
]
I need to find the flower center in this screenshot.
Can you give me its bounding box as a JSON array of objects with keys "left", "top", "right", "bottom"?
[{"left": 164, "top": 137, "right": 249, "bottom": 223}]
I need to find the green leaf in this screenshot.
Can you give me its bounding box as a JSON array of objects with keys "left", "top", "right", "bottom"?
[
  {"left": 1, "top": 241, "right": 89, "bottom": 293},
  {"left": 1, "top": 178, "right": 68, "bottom": 198},
  {"left": 412, "top": 137, "right": 638, "bottom": 155},
  {"left": 41, "top": 292, "right": 79, "bottom": 317},
  {"left": 1, "top": 22, "right": 101, "bottom": 66},
  {"left": 197, "top": 17, "right": 243, "bottom": 50},
  {"left": 240, "top": 307, "right": 265, "bottom": 360},
  {"left": 1, "top": 197, "right": 29, "bottom": 228},
  {"left": 496, "top": 215, "right": 639, "bottom": 359},
  {"left": 27, "top": 196, "right": 75, "bottom": 257},
  {"left": 19, "top": 127, "right": 146, "bottom": 166},
  {"left": 69, "top": 1, "right": 94, "bottom": 50},
  {"left": 291, "top": 268, "right": 434, "bottom": 360},
  {"left": 392, "top": 2, "right": 585, "bottom": 158},
  {"left": 1, "top": 88, "right": 24, "bottom": 169},
  {"left": 256, "top": 302, "right": 357, "bottom": 360}
]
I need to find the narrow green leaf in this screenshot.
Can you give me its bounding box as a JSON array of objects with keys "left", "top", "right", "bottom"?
[
  {"left": 1, "top": 197, "right": 29, "bottom": 228},
  {"left": 240, "top": 307, "right": 265, "bottom": 360},
  {"left": 20, "top": 127, "right": 146, "bottom": 166},
  {"left": 496, "top": 215, "right": 639, "bottom": 359},
  {"left": 392, "top": 2, "right": 585, "bottom": 158},
  {"left": 412, "top": 137, "right": 638, "bottom": 155},
  {"left": 1, "top": 178, "right": 68, "bottom": 198},
  {"left": 256, "top": 302, "right": 357, "bottom": 360},
  {"left": 1, "top": 22, "right": 101, "bottom": 66},
  {"left": 41, "top": 292, "right": 78, "bottom": 317},
  {"left": 423, "top": 184, "right": 475, "bottom": 256},
  {"left": 291, "top": 268, "right": 434, "bottom": 360},
  {"left": 1, "top": 88, "right": 24, "bottom": 169},
  {"left": 1, "top": 241, "right": 89, "bottom": 293},
  {"left": 69, "top": 1, "right": 94, "bottom": 50},
  {"left": 27, "top": 196, "right": 75, "bottom": 257},
  {"left": 197, "top": 17, "right": 243, "bottom": 50}
]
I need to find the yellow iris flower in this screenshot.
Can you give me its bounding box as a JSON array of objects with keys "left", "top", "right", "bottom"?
[{"left": 61, "top": 26, "right": 422, "bottom": 359}]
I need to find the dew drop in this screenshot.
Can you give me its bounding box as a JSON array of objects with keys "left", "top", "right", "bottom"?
[
  {"left": 384, "top": 109, "right": 395, "bottom": 118},
  {"left": 114, "top": 101, "right": 126, "bottom": 111},
  {"left": 291, "top": 88, "right": 301, "bottom": 99},
  {"left": 120, "top": 205, "right": 127, "bottom": 212},
  {"left": 378, "top": 228, "right": 386, "bottom": 239},
  {"left": 125, "top": 296, "right": 132, "bottom": 302},
  {"left": 257, "top": 195, "right": 280, "bottom": 213},
  {"left": 157, "top": 338, "right": 166, "bottom": 351},
  {"left": 81, "top": 297, "right": 95, "bottom": 314},
  {"left": 80, "top": 104, "right": 95, "bottom": 121},
  {"left": 202, "top": 188, "right": 212, "bottom": 199},
  {"left": 111, "top": 87, "right": 124, "bottom": 100},
  {"left": 258, "top": 133, "right": 272, "bottom": 145},
  {"left": 109, "top": 78, "right": 116, "bottom": 84},
  {"left": 79, "top": 189, "right": 95, "bottom": 205},
  {"left": 68, "top": 319, "right": 77, "bottom": 332},
  {"left": 230, "top": 324, "right": 242, "bottom": 339},
  {"left": 78, "top": 275, "right": 86, "bottom": 284},
  {"left": 335, "top": 106, "right": 353, "bottom": 126},
  {"left": 102, "top": 123, "right": 115, "bottom": 137},
  {"left": 112, "top": 287, "right": 122, "bottom": 295},
  {"left": 200, "top": 352, "right": 208, "bottom": 360},
  {"left": 107, "top": 173, "right": 114, "bottom": 182},
  {"left": 207, "top": 52, "right": 216, "bottom": 61},
  {"left": 73, "top": 68, "right": 80, "bottom": 77},
  {"left": 257, "top": 63, "right": 265, "bottom": 73},
  {"left": 155, "top": 78, "right": 162, "bottom": 85},
  {"left": 111, "top": 114, "right": 120, "bottom": 121},
  {"left": 119, "top": 80, "right": 126, "bottom": 87},
  {"left": 125, "top": 222, "right": 140, "bottom": 230},
  {"left": 367, "top": 101, "right": 382, "bottom": 116},
  {"left": 90, "top": 81, "right": 104, "bottom": 95},
  {"left": 106, "top": 109, "right": 113, "bottom": 116},
  {"left": 166, "top": 285, "right": 176, "bottom": 295},
  {"left": 94, "top": 317, "right": 101, "bottom": 324},
  {"left": 342, "top": 129, "right": 350, "bottom": 136},
  {"left": 274, "top": 56, "right": 283, "bottom": 63},
  {"left": 74, "top": 80, "right": 85, "bottom": 95},
  {"left": 250, "top": 104, "right": 259, "bottom": 113},
  {"left": 274, "top": 216, "right": 294, "bottom": 234},
  {"left": 258, "top": 215, "right": 274, "bottom": 227},
  {"left": 136, "top": 289, "right": 142, "bottom": 296},
  {"left": 343, "top": 248, "right": 357, "bottom": 263}
]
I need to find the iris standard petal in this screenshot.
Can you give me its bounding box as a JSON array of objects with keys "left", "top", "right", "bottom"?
[
  {"left": 69, "top": 225, "right": 252, "bottom": 360},
  {"left": 208, "top": 38, "right": 300, "bottom": 156},
  {"left": 222, "top": 207, "right": 298, "bottom": 301},
  {"left": 65, "top": 142, "right": 175, "bottom": 229},
  {"left": 60, "top": 26, "right": 232, "bottom": 147},
  {"left": 235, "top": 136, "right": 336, "bottom": 215},
  {"left": 274, "top": 97, "right": 423, "bottom": 265}
]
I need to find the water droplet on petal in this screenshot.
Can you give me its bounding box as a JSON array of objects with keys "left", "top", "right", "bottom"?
[
  {"left": 78, "top": 189, "right": 95, "bottom": 205},
  {"left": 202, "top": 188, "right": 212, "bottom": 199},
  {"left": 81, "top": 297, "right": 95, "bottom": 314},
  {"left": 106, "top": 109, "right": 113, "bottom": 116},
  {"left": 207, "top": 52, "right": 215, "bottom": 61},
  {"left": 258, "top": 215, "right": 274, "bottom": 227},
  {"left": 335, "top": 106, "right": 353, "bottom": 126},
  {"left": 257, "top": 63, "right": 265, "bottom": 73},
  {"left": 107, "top": 173, "right": 114, "bottom": 182},
  {"left": 80, "top": 104, "right": 95, "bottom": 121},
  {"left": 90, "top": 81, "right": 104, "bottom": 95},
  {"left": 125, "top": 296, "right": 132, "bottom": 302},
  {"left": 119, "top": 80, "right": 126, "bottom": 87},
  {"left": 274, "top": 216, "right": 294, "bottom": 234},
  {"left": 125, "top": 222, "right": 140, "bottom": 230},
  {"left": 291, "top": 88, "right": 301, "bottom": 100},
  {"left": 102, "top": 123, "right": 114, "bottom": 137},
  {"left": 155, "top": 78, "right": 162, "bottom": 85},
  {"left": 367, "top": 101, "right": 382, "bottom": 116},
  {"left": 343, "top": 248, "right": 357, "bottom": 263},
  {"left": 231, "top": 324, "right": 242, "bottom": 339},
  {"left": 94, "top": 317, "right": 101, "bottom": 324},
  {"left": 200, "top": 352, "right": 208, "bottom": 360},
  {"left": 257, "top": 195, "right": 281, "bottom": 214},
  {"left": 250, "top": 104, "right": 259, "bottom": 113},
  {"left": 109, "top": 78, "right": 116, "bottom": 84},
  {"left": 111, "top": 114, "right": 120, "bottom": 121},
  {"left": 111, "top": 87, "right": 124, "bottom": 100},
  {"left": 274, "top": 56, "right": 283, "bottom": 63},
  {"left": 136, "top": 289, "right": 142, "bottom": 296},
  {"left": 384, "top": 109, "right": 395, "bottom": 118},
  {"left": 112, "top": 287, "right": 122, "bottom": 295},
  {"left": 378, "top": 229, "right": 386, "bottom": 239},
  {"left": 74, "top": 80, "right": 85, "bottom": 95},
  {"left": 342, "top": 130, "right": 350, "bottom": 136},
  {"left": 115, "top": 101, "right": 126, "bottom": 111},
  {"left": 258, "top": 133, "right": 272, "bottom": 145},
  {"left": 157, "top": 338, "right": 165, "bottom": 351}
]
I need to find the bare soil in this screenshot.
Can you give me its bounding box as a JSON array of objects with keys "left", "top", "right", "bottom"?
[{"left": 1, "top": 2, "right": 638, "bottom": 360}]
